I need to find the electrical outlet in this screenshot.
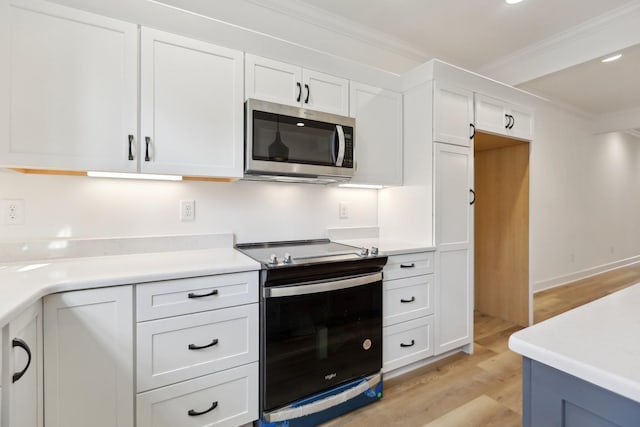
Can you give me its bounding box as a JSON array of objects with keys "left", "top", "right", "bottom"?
[
  {"left": 180, "top": 200, "right": 195, "bottom": 222},
  {"left": 339, "top": 201, "right": 349, "bottom": 219},
  {"left": 2, "top": 199, "right": 25, "bottom": 225}
]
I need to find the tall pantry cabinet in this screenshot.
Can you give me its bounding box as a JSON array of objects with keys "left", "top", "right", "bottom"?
[{"left": 395, "top": 76, "right": 475, "bottom": 357}]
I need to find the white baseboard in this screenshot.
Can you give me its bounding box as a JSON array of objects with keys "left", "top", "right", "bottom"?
[{"left": 533, "top": 255, "right": 640, "bottom": 293}]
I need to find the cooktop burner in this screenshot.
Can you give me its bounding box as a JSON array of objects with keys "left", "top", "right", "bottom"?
[{"left": 236, "top": 239, "right": 377, "bottom": 268}]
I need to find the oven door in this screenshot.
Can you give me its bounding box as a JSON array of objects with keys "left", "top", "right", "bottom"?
[{"left": 262, "top": 272, "right": 382, "bottom": 413}]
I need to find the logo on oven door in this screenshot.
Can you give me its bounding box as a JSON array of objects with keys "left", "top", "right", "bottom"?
[{"left": 325, "top": 373, "right": 337, "bottom": 381}]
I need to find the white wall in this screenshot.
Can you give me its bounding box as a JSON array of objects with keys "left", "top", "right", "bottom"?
[
  {"left": 531, "top": 103, "right": 640, "bottom": 291},
  {"left": 0, "top": 172, "right": 378, "bottom": 244}
]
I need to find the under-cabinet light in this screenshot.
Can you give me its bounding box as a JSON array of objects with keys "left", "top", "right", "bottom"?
[
  {"left": 505, "top": 0, "right": 523, "bottom": 4},
  {"left": 338, "top": 183, "right": 384, "bottom": 190},
  {"left": 87, "top": 171, "right": 183, "bottom": 181},
  {"left": 601, "top": 54, "right": 622, "bottom": 63}
]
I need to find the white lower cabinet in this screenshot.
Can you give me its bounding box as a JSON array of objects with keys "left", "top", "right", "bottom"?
[
  {"left": 382, "top": 251, "right": 435, "bottom": 373},
  {"left": 137, "top": 304, "right": 258, "bottom": 392},
  {"left": 137, "top": 362, "right": 258, "bottom": 427},
  {"left": 1, "top": 301, "right": 44, "bottom": 427},
  {"left": 43, "top": 286, "right": 134, "bottom": 427},
  {"left": 136, "top": 272, "right": 259, "bottom": 427}
]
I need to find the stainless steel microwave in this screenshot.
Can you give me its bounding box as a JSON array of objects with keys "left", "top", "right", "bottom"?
[{"left": 244, "top": 99, "right": 355, "bottom": 184}]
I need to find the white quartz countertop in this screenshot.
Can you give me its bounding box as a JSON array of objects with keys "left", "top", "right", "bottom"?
[
  {"left": 509, "top": 283, "right": 640, "bottom": 403},
  {"left": 334, "top": 238, "right": 434, "bottom": 256},
  {"left": 0, "top": 248, "right": 260, "bottom": 327}
]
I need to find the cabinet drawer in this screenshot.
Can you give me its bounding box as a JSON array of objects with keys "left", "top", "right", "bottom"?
[
  {"left": 384, "top": 252, "right": 434, "bottom": 280},
  {"left": 137, "top": 362, "right": 258, "bottom": 427},
  {"left": 383, "top": 316, "right": 434, "bottom": 373},
  {"left": 136, "top": 271, "right": 258, "bottom": 321},
  {"left": 137, "top": 304, "right": 258, "bottom": 392},
  {"left": 383, "top": 274, "right": 434, "bottom": 326}
]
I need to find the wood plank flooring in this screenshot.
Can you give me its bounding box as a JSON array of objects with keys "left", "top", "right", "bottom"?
[{"left": 321, "top": 262, "right": 640, "bottom": 427}]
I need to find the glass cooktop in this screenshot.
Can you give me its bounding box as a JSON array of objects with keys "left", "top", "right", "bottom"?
[{"left": 236, "top": 239, "right": 365, "bottom": 267}]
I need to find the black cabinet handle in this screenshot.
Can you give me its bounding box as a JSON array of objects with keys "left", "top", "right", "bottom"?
[
  {"left": 400, "top": 296, "right": 416, "bottom": 303},
  {"left": 188, "top": 338, "right": 219, "bottom": 350},
  {"left": 400, "top": 340, "right": 415, "bottom": 348},
  {"left": 400, "top": 263, "right": 415, "bottom": 268},
  {"left": 304, "top": 84, "right": 310, "bottom": 104},
  {"left": 12, "top": 338, "right": 32, "bottom": 383},
  {"left": 509, "top": 115, "right": 515, "bottom": 129},
  {"left": 128, "top": 135, "right": 134, "bottom": 161},
  {"left": 470, "top": 189, "right": 476, "bottom": 205},
  {"left": 188, "top": 289, "right": 219, "bottom": 299},
  {"left": 469, "top": 123, "right": 475, "bottom": 140},
  {"left": 144, "top": 136, "right": 151, "bottom": 162},
  {"left": 505, "top": 114, "right": 510, "bottom": 129},
  {"left": 296, "top": 82, "right": 302, "bottom": 102},
  {"left": 188, "top": 401, "right": 218, "bottom": 417}
]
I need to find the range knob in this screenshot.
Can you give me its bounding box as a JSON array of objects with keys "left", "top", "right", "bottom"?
[
  {"left": 359, "top": 248, "right": 369, "bottom": 257},
  {"left": 268, "top": 254, "right": 278, "bottom": 265},
  {"left": 370, "top": 247, "right": 379, "bottom": 256},
  {"left": 283, "top": 253, "right": 293, "bottom": 264}
]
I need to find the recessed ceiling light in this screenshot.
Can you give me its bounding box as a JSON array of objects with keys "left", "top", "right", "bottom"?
[
  {"left": 505, "top": 0, "right": 524, "bottom": 4},
  {"left": 601, "top": 53, "right": 622, "bottom": 63}
]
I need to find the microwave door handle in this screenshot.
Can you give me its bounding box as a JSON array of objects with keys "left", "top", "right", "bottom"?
[{"left": 335, "top": 125, "right": 345, "bottom": 167}]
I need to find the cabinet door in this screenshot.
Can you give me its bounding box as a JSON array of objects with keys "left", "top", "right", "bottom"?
[
  {"left": 245, "top": 54, "right": 302, "bottom": 107},
  {"left": 433, "top": 82, "right": 474, "bottom": 147},
  {"left": 474, "top": 94, "right": 508, "bottom": 137},
  {"left": 434, "top": 143, "right": 473, "bottom": 355},
  {"left": 349, "top": 82, "right": 403, "bottom": 186},
  {"left": 3, "top": 302, "right": 43, "bottom": 427},
  {"left": 140, "top": 28, "right": 243, "bottom": 177},
  {"left": 0, "top": 0, "right": 138, "bottom": 172},
  {"left": 302, "top": 69, "right": 349, "bottom": 115},
  {"left": 510, "top": 104, "right": 534, "bottom": 141},
  {"left": 44, "top": 286, "right": 133, "bottom": 427}
]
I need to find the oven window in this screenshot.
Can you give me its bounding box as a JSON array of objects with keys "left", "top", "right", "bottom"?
[
  {"left": 263, "top": 280, "right": 382, "bottom": 412},
  {"left": 253, "top": 111, "right": 339, "bottom": 165}
]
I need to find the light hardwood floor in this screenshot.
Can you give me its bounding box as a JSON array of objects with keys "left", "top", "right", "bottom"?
[{"left": 322, "top": 262, "right": 640, "bottom": 427}]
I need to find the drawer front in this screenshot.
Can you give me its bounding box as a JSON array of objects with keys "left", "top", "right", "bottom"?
[
  {"left": 383, "top": 316, "right": 434, "bottom": 373},
  {"left": 383, "top": 274, "right": 434, "bottom": 326},
  {"left": 137, "top": 362, "right": 258, "bottom": 427},
  {"left": 136, "top": 271, "right": 258, "bottom": 321},
  {"left": 384, "top": 252, "right": 434, "bottom": 280},
  {"left": 137, "top": 304, "right": 258, "bottom": 392}
]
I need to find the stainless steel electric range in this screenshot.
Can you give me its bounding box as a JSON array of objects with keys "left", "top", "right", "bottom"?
[{"left": 235, "top": 239, "right": 387, "bottom": 426}]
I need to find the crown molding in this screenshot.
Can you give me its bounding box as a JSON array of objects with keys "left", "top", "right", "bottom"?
[
  {"left": 593, "top": 106, "right": 640, "bottom": 135},
  {"left": 479, "top": 0, "right": 640, "bottom": 85},
  {"left": 245, "top": 0, "right": 430, "bottom": 63}
]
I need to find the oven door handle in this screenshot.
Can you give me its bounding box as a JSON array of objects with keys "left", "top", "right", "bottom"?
[{"left": 264, "top": 272, "right": 382, "bottom": 298}]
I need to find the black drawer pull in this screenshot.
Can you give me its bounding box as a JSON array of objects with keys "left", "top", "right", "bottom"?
[
  {"left": 400, "top": 340, "right": 415, "bottom": 348},
  {"left": 188, "top": 401, "right": 218, "bottom": 417},
  {"left": 188, "top": 338, "right": 219, "bottom": 350},
  {"left": 400, "top": 296, "right": 416, "bottom": 303},
  {"left": 400, "top": 263, "right": 415, "bottom": 268},
  {"left": 144, "top": 136, "right": 151, "bottom": 162},
  {"left": 296, "top": 82, "right": 302, "bottom": 102},
  {"left": 128, "top": 134, "right": 135, "bottom": 160},
  {"left": 12, "top": 338, "right": 32, "bottom": 383},
  {"left": 188, "top": 289, "right": 219, "bottom": 299}
]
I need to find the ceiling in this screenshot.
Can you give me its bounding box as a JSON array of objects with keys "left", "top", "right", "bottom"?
[{"left": 288, "top": 0, "right": 640, "bottom": 132}]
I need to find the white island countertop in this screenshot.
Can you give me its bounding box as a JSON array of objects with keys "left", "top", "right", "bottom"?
[
  {"left": 0, "top": 248, "right": 260, "bottom": 327},
  {"left": 509, "top": 283, "right": 640, "bottom": 403}
]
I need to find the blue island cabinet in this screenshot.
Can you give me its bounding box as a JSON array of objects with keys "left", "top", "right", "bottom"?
[{"left": 523, "top": 358, "right": 640, "bottom": 427}]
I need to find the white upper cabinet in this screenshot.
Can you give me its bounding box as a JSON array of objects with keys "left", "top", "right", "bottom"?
[
  {"left": 433, "top": 82, "right": 474, "bottom": 147},
  {"left": 349, "top": 82, "right": 403, "bottom": 186},
  {"left": 140, "top": 28, "right": 244, "bottom": 177},
  {"left": 0, "top": 0, "right": 138, "bottom": 172},
  {"left": 245, "top": 54, "right": 349, "bottom": 116},
  {"left": 475, "top": 93, "right": 533, "bottom": 141}
]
